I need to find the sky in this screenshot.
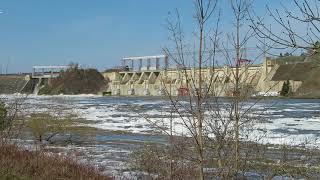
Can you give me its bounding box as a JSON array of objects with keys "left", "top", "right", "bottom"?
[{"left": 0, "top": 0, "right": 295, "bottom": 73}]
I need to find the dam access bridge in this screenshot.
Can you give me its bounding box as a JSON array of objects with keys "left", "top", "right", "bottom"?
[
  {"left": 32, "top": 66, "right": 69, "bottom": 79},
  {"left": 103, "top": 54, "right": 278, "bottom": 96},
  {"left": 31, "top": 66, "right": 69, "bottom": 94}
]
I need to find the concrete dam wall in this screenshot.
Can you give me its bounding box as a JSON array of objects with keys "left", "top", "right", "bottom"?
[
  {"left": 0, "top": 75, "right": 29, "bottom": 94},
  {"left": 0, "top": 75, "right": 39, "bottom": 94},
  {"left": 103, "top": 55, "right": 317, "bottom": 97},
  {"left": 103, "top": 58, "right": 284, "bottom": 97}
]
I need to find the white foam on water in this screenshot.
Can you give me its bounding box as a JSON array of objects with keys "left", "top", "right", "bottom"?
[{"left": 254, "top": 91, "right": 279, "bottom": 97}]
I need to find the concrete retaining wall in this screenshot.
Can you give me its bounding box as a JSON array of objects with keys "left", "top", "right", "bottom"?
[{"left": 0, "top": 75, "right": 29, "bottom": 94}]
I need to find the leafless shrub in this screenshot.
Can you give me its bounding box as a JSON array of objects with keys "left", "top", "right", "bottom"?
[{"left": 0, "top": 95, "right": 27, "bottom": 144}]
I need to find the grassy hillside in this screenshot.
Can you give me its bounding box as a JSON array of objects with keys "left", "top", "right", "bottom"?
[
  {"left": 39, "top": 65, "right": 107, "bottom": 95},
  {"left": 296, "top": 54, "right": 320, "bottom": 97},
  {"left": 270, "top": 54, "right": 320, "bottom": 98}
]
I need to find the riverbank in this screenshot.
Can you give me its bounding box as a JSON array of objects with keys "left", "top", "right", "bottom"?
[{"left": 0, "top": 143, "right": 112, "bottom": 180}]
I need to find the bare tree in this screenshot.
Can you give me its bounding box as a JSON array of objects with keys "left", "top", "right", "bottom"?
[
  {"left": 249, "top": 0, "right": 320, "bottom": 53},
  {"left": 137, "top": 0, "right": 270, "bottom": 178},
  {"left": 161, "top": 0, "right": 267, "bottom": 178},
  {"left": 162, "top": 0, "right": 219, "bottom": 179}
]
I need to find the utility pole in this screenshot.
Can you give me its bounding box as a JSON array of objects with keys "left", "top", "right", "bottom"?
[{"left": 5, "top": 58, "right": 10, "bottom": 75}]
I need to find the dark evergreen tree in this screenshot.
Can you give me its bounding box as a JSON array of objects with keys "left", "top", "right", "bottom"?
[{"left": 280, "top": 80, "right": 291, "bottom": 96}]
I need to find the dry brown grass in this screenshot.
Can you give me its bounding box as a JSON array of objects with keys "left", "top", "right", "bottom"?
[{"left": 0, "top": 143, "right": 113, "bottom": 180}]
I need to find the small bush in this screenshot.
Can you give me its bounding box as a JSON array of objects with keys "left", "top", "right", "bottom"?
[
  {"left": 280, "top": 80, "right": 291, "bottom": 96},
  {"left": 27, "top": 113, "right": 72, "bottom": 143},
  {"left": 0, "top": 101, "right": 7, "bottom": 131},
  {"left": 129, "top": 141, "right": 198, "bottom": 179}
]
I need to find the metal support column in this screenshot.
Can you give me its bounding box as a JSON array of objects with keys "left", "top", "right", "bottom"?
[
  {"left": 131, "top": 60, "right": 134, "bottom": 71},
  {"left": 164, "top": 56, "right": 169, "bottom": 70},
  {"left": 139, "top": 59, "right": 142, "bottom": 71},
  {"left": 147, "top": 59, "right": 151, "bottom": 70},
  {"left": 156, "top": 58, "right": 160, "bottom": 70}
]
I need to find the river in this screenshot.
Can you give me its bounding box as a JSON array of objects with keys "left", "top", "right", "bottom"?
[{"left": 1, "top": 94, "right": 320, "bottom": 177}]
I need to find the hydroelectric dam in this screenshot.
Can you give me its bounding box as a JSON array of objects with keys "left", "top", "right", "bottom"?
[
  {"left": 0, "top": 54, "right": 305, "bottom": 97},
  {"left": 102, "top": 54, "right": 296, "bottom": 97}
]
